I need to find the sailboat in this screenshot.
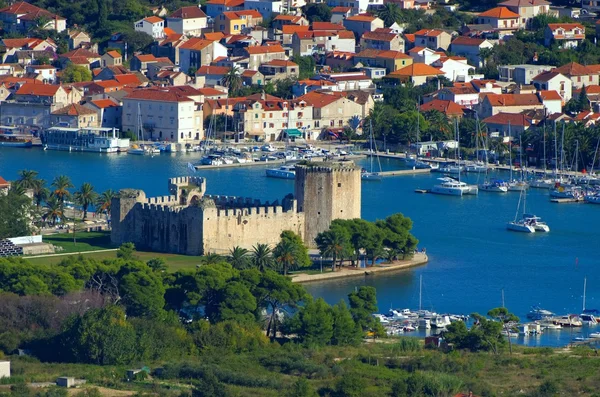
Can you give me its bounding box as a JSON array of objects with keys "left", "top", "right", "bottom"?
[
  {"left": 507, "top": 187, "right": 550, "bottom": 233},
  {"left": 406, "top": 102, "right": 435, "bottom": 170},
  {"left": 466, "top": 116, "right": 487, "bottom": 173},
  {"left": 362, "top": 121, "right": 382, "bottom": 181},
  {"left": 508, "top": 129, "right": 529, "bottom": 191},
  {"left": 129, "top": 103, "right": 159, "bottom": 156},
  {"left": 479, "top": 122, "right": 507, "bottom": 192},
  {"left": 530, "top": 122, "right": 556, "bottom": 189}
]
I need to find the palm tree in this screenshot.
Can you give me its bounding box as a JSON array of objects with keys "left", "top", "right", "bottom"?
[
  {"left": 31, "top": 179, "right": 49, "bottom": 209},
  {"left": 273, "top": 240, "right": 296, "bottom": 275},
  {"left": 377, "top": 3, "right": 401, "bottom": 27},
  {"left": 201, "top": 253, "right": 223, "bottom": 265},
  {"left": 252, "top": 243, "right": 273, "bottom": 272},
  {"left": 44, "top": 198, "right": 63, "bottom": 226},
  {"left": 74, "top": 183, "right": 98, "bottom": 220},
  {"left": 17, "top": 169, "right": 39, "bottom": 189},
  {"left": 96, "top": 189, "right": 117, "bottom": 218},
  {"left": 51, "top": 175, "right": 74, "bottom": 209},
  {"left": 316, "top": 230, "right": 348, "bottom": 272},
  {"left": 222, "top": 66, "right": 242, "bottom": 96},
  {"left": 228, "top": 246, "right": 250, "bottom": 269}
]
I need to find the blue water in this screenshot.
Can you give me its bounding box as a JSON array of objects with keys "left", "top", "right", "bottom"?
[{"left": 1, "top": 147, "right": 599, "bottom": 346}]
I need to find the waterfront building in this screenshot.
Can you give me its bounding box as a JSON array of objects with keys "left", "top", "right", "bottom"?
[
  {"left": 121, "top": 87, "right": 204, "bottom": 144},
  {"left": 50, "top": 104, "right": 99, "bottom": 128},
  {"left": 111, "top": 164, "right": 361, "bottom": 255}
]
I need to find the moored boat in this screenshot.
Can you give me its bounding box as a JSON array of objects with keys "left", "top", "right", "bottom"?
[{"left": 266, "top": 165, "right": 296, "bottom": 180}]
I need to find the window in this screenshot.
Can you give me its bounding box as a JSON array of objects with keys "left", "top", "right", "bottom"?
[
  {"left": 315, "top": 120, "right": 320, "bottom": 127},
  {"left": 255, "top": 114, "right": 258, "bottom": 118},
  {"left": 234, "top": 24, "right": 239, "bottom": 30},
  {"left": 269, "top": 123, "right": 274, "bottom": 128}
]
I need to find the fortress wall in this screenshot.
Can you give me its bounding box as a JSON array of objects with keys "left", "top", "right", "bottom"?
[{"left": 202, "top": 205, "right": 305, "bottom": 254}]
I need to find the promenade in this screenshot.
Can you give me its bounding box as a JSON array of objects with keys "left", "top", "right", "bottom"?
[{"left": 292, "top": 253, "right": 428, "bottom": 283}]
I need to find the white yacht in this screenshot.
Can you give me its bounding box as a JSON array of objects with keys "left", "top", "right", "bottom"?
[
  {"left": 550, "top": 185, "right": 583, "bottom": 200},
  {"left": 507, "top": 219, "right": 535, "bottom": 233},
  {"left": 522, "top": 214, "right": 550, "bottom": 232},
  {"left": 507, "top": 180, "right": 529, "bottom": 191},
  {"left": 431, "top": 177, "right": 476, "bottom": 196},
  {"left": 465, "top": 163, "right": 487, "bottom": 173},
  {"left": 265, "top": 165, "right": 296, "bottom": 179},
  {"left": 479, "top": 180, "right": 508, "bottom": 193},
  {"left": 530, "top": 178, "right": 554, "bottom": 189},
  {"left": 585, "top": 192, "right": 600, "bottom": 204},
  {"left": 430, "top": 315, "right": 451, "bottom": 328}
]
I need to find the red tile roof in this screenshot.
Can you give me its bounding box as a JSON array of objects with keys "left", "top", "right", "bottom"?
[
  {"left": 483, "top": 112, "right": 531, "bottom": 126},
  {"left": 404, "top": 33, "right": 415, "bottom": 43},
  {"left": 134, "top": 54, "right": 157, "bottom": 62},
  {"left": 388, "top": 63, "right": 445, "bottom": 77},
  {"left": 484, "top": 93, "right": 542, "bottom": 106},
  {"left": 414, "top": 29, "right": 446, "bottom": 37},
  {"left": 331, "top": 6, "right": 352, "bottom": 12},
  {"left": 245, "top": 44, "right": 284, "bottom": 54},
  {"left": 345, "top": 14, "right": 378, "bottom": 22},
  {"left": 263, "top": 59, "right": 298, "bottom": 67},
  {"left": 282, "top": 25, "right": 310, "bottom": 34},
  {"left": 312, "top": 21, "right": 345, "bottom": 30},
  {"left": 169, "top": 6, "right": 207, "bottom": 19},
  {"left": 538, "top": 90, "right": 562, "bottom": 100},
  {"left": 547, "top": 23, "right": 584, "bottom": 30},
  {"left": 91, "top": 99, "right": 119, "bottom": 108},
  {"left": 51, "top": 103, "right": 97, "bottom": 116},
  {"left": 478, "top": 7, "right": 519, "bottom": 18},
  {"left": 0, "top": 176, "right": 9, "bottom": 188},
  {"left": 553, "top": 62, "right": 595, "bottom": 76},
  {"left": 451, "top": 36, "right": 486, "bottom": 46},
  {"left": 0, "top": 2, "right": 64, "bottom": 20},
  {"left": 296, "top": 90, "right": 346, "bottom": 108},
  {"left": 144, "top": 16, "right": 164, "bottom": 23},
  {"left": 125, "top": 87, "right": 195, "bottom": 102},
  {"left": 197, "top": 87, "right": 226, "bottom": 96},
  {"left": 15, "top": 83, "right": 60, "bottom": 96},
  {"left": 532, "top": 71, "right": 562, "bottom": 82},
  {"left": 196, "top": 65, "right": 230, "bottom": 75},
  {"left": 362, "top": 31, "right": 398, "bottom": 42},
  {"left": 206, "top": 0, "right": 244, "bottom": 5},
  {"left": 61, "top": 48, "right": 100, "bottom": 59},
  {"left": 114, "top": 74, "right": 141, "bottom": 85},
  {"left": 420, "top": 99, "right": 465, "bottom": 115},
  {"left": 105, "top": 50, "right": 121, "bottom": 58}
]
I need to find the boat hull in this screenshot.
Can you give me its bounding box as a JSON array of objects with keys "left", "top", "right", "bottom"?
[
  {"left": 430, "top": 186, "right": 465, "bottom": 196},
  {"left": 507, "top": 222, "right": 535, "bottom": 233},
  {"left": 362, "top": 172, "right": 382, "bottom": 181},
  {"left": 44, "top": 144, "right": 118, "bottom": 153},
  {"left": 266, "top": 169, "right": 295, "bottom": 179},
  {"left": 0, "top": 141, "right": 33, "bottom": 148}
]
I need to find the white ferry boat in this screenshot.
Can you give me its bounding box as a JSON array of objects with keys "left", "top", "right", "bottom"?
[
  {"left": 430, "top": 177, "right": 477, "bottom": 196},
  {"left": 266, "top": 165, "right": 296, "bottom": 179},
  {"left": 42, "top": 127, "right": 129, "bottom": 153}
]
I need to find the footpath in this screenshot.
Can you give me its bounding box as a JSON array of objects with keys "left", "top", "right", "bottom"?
[{"left": 291, "top": 253, "right": 428, "bottom": 283}]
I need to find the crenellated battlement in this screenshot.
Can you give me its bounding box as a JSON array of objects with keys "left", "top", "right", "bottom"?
[{"left": 146, "top": 195, "right": 178, "bottom": 205}]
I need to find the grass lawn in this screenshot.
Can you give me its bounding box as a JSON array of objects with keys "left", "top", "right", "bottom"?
[
  {"left": 26, "top": 247, "right": 205, "bottom": 271},
  {"left": 41, "top": 231, "right": 114, "bottom": 253}
]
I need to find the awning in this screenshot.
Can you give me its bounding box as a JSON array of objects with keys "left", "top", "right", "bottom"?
[{"left": 284, "top": 128, "right": 302, "bottom": 137}]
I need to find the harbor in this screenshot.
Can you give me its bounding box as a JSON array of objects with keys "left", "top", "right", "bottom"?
[{"left": 2, "top": 148, "right": 600, "bottom": 346}]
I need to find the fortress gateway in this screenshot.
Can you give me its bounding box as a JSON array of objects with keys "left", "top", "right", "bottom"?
[{"left": 111, "top": 163, "right": 361, "bottom": 255}]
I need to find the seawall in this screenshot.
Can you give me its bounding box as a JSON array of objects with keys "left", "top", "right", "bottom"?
[{"left": 291, "top": 253, "right": 428, "bottom": 283}]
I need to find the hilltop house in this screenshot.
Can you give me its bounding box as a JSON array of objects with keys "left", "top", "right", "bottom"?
[
  {"left": 544, "top": 23, "right": 585, "bottom": 48},
  {"left": 475, "top": 7, "right": 520, "bottom": 38},
  {"left": 343, "top": 15, "right": 384, "bottom": 37},
  {"left": 450, "top": 37, "right": 494, "bottom": 68},
  {"left": 134, "top": 16, "right": 165, "bottom": 39},
  {"left": 531, "top": 71, "right": 572, "bottom": 102},
  {"left": 354, "top": 49, "right": 413, "bottom": 73},
  {"left": 214, "top": 10, "right": 263, "bottom": 35},
  {"left": 205, "top": 0, "right": 245, "bottom": 18},
  {"left": 166, "top": 6, "right": 208, "bottom": 36},
  {"left": 413, "top": 29, "right": 452, "bottom": 51},
  {"left": 499, "top": 0, "right": 550, "bottom": 29},
  {"left": 178, "top": 38, "right": 228, "bottom": 74},
  {"left": 101, "top": 51, "right": 122, "bottom": 67},
  {"left": 0, "top": 2, "right": 66, "bottom": 33},
  {"left": 245, "top": 44, "right": 286, "bottom": 69},
  {"left": 291, "top": 31, "right": 355, "bottom": 57},
  {"left": 385, "top": 63, "right": 445, "bottom": 85},
  {"left": 553, "top": 62, "right": 600, "bottom": 89},
  {"left": 360, "top": 29, "right": 405, "bottom": 52},
  {"left": 478, "top": 93, "right": 543, "bottom": 118}
]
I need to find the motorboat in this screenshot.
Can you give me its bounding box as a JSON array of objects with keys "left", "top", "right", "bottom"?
[
  {"left": 430, "top": 177, "right": 477, "bottom": 196},
  {"left": 128, "top": 146, "right": 145, "bottom": 155},
  {"left": 261, "top": 144, "right": 276, "bottom": 152},
  {"left": 527, "top": 307, "right": 554, "bottom": 320},
  {"left": 438, "top": 164, "right": 463, "bottom": 174},
  {"left": 430, "top": 315, "right": 451, "bottom": 328},
  {"left": 465, "top": 163, "right": 487, "bottom": 173},
  {"left": 553, "top": 315, "right": 583, "bottom": 327},
  {"left": 266, "top": 165, "right": 296, "bottom": 180},
  {"left": 550, "top": 185, "right": 583, "bottom": 200},
  {"left": 418, "top": 318, "right": 431, "bottom": 329},
  {"left": 580, "top": 313, "right": 598, "bottom": 325},
  {"left": 200, "top": 155, "right": 224, "bottom": 166},
  {"left": 479, "top": 180, "right": 508, "bottom": 193},
  {"left": 501, "top": 330, "right": 519, "bottom": 338},
  {"left": 538, "top": 322, "right": 561, "bottom": 330},
  {"left": 522, "top": 214, "right": 550, "bottom": 232},
  {"left": 589, "top": 332, "right": 600, "bottom": 338},
  {"left": 585, "top": 193, "right": 600, "bottom": 204}
]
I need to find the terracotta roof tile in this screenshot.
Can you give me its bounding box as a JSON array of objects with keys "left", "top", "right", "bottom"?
[
  {"left": 245, "top": 44, "right": 284, "bottom": 54},
  {"left": 387, "top": 63, "right": 445, "bottom": 77},
  {"left": 420, "top": 99, "right": 464, "bottom": 115},
  {"left": 169, "top": 6, "right": 207, "bottom": 19},
  {"left": 51, "top": 103, "right": 96, "bottom": 116},
  {"left": 362, "top": 31, "right": 398, "bottom": 42},
  {"left": 345, "top": 14, "right": 378, "bottom": 22},
  {"left": 451, "top": 36, "right": 486, "bottom": 46},
  {"left": 414, "top": 29, "right": 446, "bottom": 37},
  {"left": 553, "top": 62, "right": 595, "bottom": 76},
  {"left": 125, "top": 87, "right": 195, "bottom": 102},
  {"left": 312, "top": 21, "right": 345, "bottom": 30},
  {"left": 90, "top": 99, "right": 119, "bottom": 108},
  {"left": 15, "top": 83, "right": 60, "bottom": 96},
  {"left": 105, "top": 50, "right": 121, "bottom": 58},
  {"left": 484, "top": 93, "right": 542, "bottom": 106},
  {"left": 477, "top": 7, "right": 520, "bottom": 19},
  {"left": 196, "top": 65, "right": 230, "bottom": 75},
  {"left": 538, "top": 90, "right": 562, "bottom": 100},
  {"left": 483, "top": 112, "right": 531, "bottom": 126},
  {"left": 282, "top": 25, "right": 310, "bottom": 34},
  {"left": 144, "top": 16, "right": 163, "bottom": 23}
]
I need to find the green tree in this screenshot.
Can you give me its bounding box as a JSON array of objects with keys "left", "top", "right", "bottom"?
[
  {"left": 121, "top": 31, "right": 153, "bottom": 54},
  {"left": 488, "top": 307, "right": 519, "bottom": 354},
  {"left": 51, "top": 175, "right": 74, "bottom": 209},
  {"left": 74, "top": 182, "right": 97, "bottom": 220},
  {"left": 252, "top": 243, "right": 274, "bottom": 271},
  {"left": 286, "top": 378, "right": 316, "bottom": 397},
  {"left": 377, "top": 3, "right": 402, "bottom": 26},
  {"left": 217, "top": 281, "right": 257, "bottom": 323},
  {"left": 273, "top": 230, "right": 311, "bottom": 275},
  {"left": 348, "top": 286, "right": 383, "bottom": 335},
  {"left": 191, "top": 369, "right": 227, "bottom": 397},
  {"left": 95, "top": 189, "right": 117, "bottom": 218},
  {"left": 31, "top": 179, "right": 50, "bottom": 209},
  {"left": 331, "top": 300, "right": 361, "bottom": 345},
  {"left": 0, "top": 186, "right": 34, "bottom": 238},
  {"left": 117, "top": 242, "right": 136, "bottom": 260},
  {"left": 147, "top": 257, "right": 167, "bottom": 272},
  {"left": 119, "top": 265, "right": 166, "bottom": 317},
  {"left": 223, "top": 65, "right": 243, "bottom": 97},
  {"left": 61, "top": 305, "right": 138, "bottom": 365},
  {"left": 296, "top": 297, "right": 333, "bottom": 345},
  {"left": 579, "top": 85, "right": 591, "bottom": 111},
  {"left": 43, "top": 197, "right": 63, "bottom": 226},
  {"left": 315, "top": 227, "right": 351, "bottom": 271},
  {"left": 305, "top": 3, "right": 332, "bottom": 23},
  {"left": 273, "top": 77, "right": 297, "bottom": 99},
  {"left": 294, "top": 55, "right": 316, "bottom": 79},
  {"left": 61, "top": 63, "right": 92, "bottom": 83},
  {"left": 16, "top": 169, "right": 39, "bottom": 189},
  {"left": 335, "top": 376, "right": 366, "bottom": 397},
  {"left": 228, "top": 246, "right": 250, "bottom": 270}
]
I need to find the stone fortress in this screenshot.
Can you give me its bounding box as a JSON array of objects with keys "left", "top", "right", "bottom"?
[{"left": 111, "top": 162, "right": 361, "bottom": 255}]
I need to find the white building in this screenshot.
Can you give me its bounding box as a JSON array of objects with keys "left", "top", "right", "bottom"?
[
  {"left": 134, "top": 16, "right": 165, "bottom": 40},
  {"left": 450, "top": 37, "right": 494, "bottom": 68},
  {"left": 122, "top": 88, "right": 204, "bottom": 144},
  {"left": 343, "top": 15, "right": 384, "bottom": 37},
  {"left": 166, "top": 6, "right": 208, "bottom": 36},
  {"left": 408, "top": 47, "right": 440, "bottom": 65},
  {"left": 244, "top": 0, "right": 282, "bottom": 19},
  {"left": 25, "top": 65, "right": 57, "bottom": 83},
  {"left": 532, "top": 71, "right": 572, "bottom": 102},
  {"left": 0, "top": 362, "right": 9, "bottom": 379},
  {"left": 432, "top": 57, "right": 475, "bottom": 82},
  {"left": 327, "top": 0, "right": 383, "bottom": 13}
]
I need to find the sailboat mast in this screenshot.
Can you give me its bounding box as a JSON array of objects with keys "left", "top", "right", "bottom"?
[
  {"left": 592, "top": 138, "right": 600, "bottom": 175},
  {"left": 583, "top": 277, "right": 587, "bottom": 312},
  {"left": 419, "top": 275, "right": 422, "bottom": 311},
  {"left": 554, "top": 122, "right": 558, "bottom": 177},
  {"left": 370, "top": 120, "right": 374, "bottom": 173},
  {"left": 509, "top": 121, "right": 512, "bottom": 181},
  {"left": 543, "top": 123, "right": 547, "bottom": 173},
  {"left": 456, "top": 119, "right": 461, "bottom": 183},
  {"left": 502, "top": 289, "right": 505, "bottom": 308},
  {"left": 519, "top": 133, "right": 524, "bottom": 181},
  {"left": 560, "top": 123, "right": 565, "bottom": 176}
]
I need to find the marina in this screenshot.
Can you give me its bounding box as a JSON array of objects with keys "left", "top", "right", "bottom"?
[{"left": 3, "top": 147, "right": 600, "bottom": 346}]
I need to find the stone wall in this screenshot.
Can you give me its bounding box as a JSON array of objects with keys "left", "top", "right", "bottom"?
[{"left": 295, "top": 163, "right": 361, "bottom": 246}]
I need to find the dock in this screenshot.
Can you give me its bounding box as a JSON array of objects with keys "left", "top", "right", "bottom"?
[
  {"left": 550, "top": 198, "right": 584, "bottom": 204},
  {"left": 194, "top": 154, "right": 365, "bottom": 170},
  {"left": 379, "top": 168, "right": 431, "bottom": 177}
]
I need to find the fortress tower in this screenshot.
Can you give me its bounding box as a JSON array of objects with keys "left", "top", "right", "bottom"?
[{"left": 295, "top": 162, "right": 361, "bottom": 246}]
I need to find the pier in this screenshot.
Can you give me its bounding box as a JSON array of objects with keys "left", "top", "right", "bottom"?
[
  {"left": 379, "top": 169, "right": 431, "bottom": 177},
  {"left": 550, "top": 198, "right": 584, "bottom": 204}
]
